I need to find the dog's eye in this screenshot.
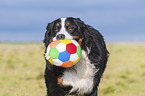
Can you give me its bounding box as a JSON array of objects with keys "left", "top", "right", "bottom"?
[
  {"left": 55, "top": 23, "right": 61, "bottom": 32},
  {"left": 68, "top": 26, "right": 75, "bottom": 33},
  {"left": 68, "top": 26, "right": 75, "bottom": 31},
  {"left": 69, "top": 28, "right": 73, "bottom": 31},
  {"left": 55, "top": 27, "right": 59, "bottom": 32}
]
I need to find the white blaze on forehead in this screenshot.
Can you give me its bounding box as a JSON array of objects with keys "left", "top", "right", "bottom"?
[
  {"left": 53, "top": 18, "right": 73, "bottom": 41},
  {"left": 60, "top": 18, "right": 73, "bottom": 39},
  {"left": 61, "top": 18, "right": 66, "bottom": 30}
]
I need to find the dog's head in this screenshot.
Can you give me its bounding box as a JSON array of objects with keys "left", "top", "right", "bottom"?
[
  {"left": 44, "top": 17, "right": 109, "bottom": 70},
  {"left": 44, "top": 17, "right": 108, "bottom": 58},
  {"left": 43, "top": 17, "right": 87, "bottom": 48}
]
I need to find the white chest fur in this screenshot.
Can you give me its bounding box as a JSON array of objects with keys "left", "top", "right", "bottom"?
[{"left": 61, "top": 50, "right": 96, "bottom": 95}]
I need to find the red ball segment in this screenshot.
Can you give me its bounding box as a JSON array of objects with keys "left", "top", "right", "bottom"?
[{"left": 66, "top": 43, "right": 77, "bottom": 54}]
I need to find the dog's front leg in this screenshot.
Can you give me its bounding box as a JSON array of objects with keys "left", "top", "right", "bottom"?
[{"left": 44, "top": 66, "right": 66, "bottom": 96}]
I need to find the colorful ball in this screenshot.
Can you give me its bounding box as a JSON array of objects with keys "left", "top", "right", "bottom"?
[{"left": 45, "top": 39, "right": 82, "bottom": 68}]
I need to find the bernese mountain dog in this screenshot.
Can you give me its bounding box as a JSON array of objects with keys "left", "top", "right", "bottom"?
[{"left": 43, "top": 17, "right": 109, "bottom": 96}]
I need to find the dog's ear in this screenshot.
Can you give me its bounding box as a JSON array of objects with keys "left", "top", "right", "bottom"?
[
  {"left": 73, "top": 18, "right": 108, "bottom": 55},
  {"left": 73, "top": 18, "right": 87, "bottom": 33},
  {"left": 73, "top": 18, "right": 91, "bottom": 50},
  {"left": 43, "top": 21, "right": 55, "bottom": 47}
]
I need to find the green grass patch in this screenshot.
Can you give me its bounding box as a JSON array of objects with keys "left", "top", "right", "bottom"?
[
  {"left": 0, "top": 43, "right": 145, "bottom": 96},
  {"left": 99, "top": 43, "right": 145, "bottom": 96}
]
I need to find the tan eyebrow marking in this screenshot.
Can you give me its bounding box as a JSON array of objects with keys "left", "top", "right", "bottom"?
[
  {"left": 66, "top": 22, "right": 70, "bottom": 26},
  {"left": 56, "top": 23, "right": 60, "bottom": 27}
]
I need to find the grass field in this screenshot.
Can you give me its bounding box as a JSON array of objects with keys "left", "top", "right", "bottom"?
[{"left": 0, "top": 43, "right": 145, "bottom": 96}]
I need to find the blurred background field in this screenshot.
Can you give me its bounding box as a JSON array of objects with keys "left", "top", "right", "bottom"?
[{"left": 0, "top": 43, "right": 145, "bottom": 96}]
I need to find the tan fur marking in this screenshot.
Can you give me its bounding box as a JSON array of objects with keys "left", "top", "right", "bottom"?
[
  {"left": 56, "top": 23, "right": 60, "bottom": 27},
  {"left": 66, "top": 22, "right": 70, "bottom": 26},
  {"left": 72, "top": 36, "right": 79, "bottom": 39},
  {"left": 78, "top": 38, "right": 82, "bottom": 48},
  {"left": 58, "top": 78, "right": 67, "bottom": 86}
]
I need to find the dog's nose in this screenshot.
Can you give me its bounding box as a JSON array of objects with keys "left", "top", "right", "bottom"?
[{"left": 56, "top": 34, "right": 65, "bottom": 40}]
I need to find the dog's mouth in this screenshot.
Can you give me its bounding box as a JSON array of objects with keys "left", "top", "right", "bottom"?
[
  {"left": 51, "top": 36, "right": 82, "bottom": 43},
  {"left": 49, "top": 36, "right": 82, "bottom": 49},
  {"left": 73, "top": 36, "right": 83, "bottom": 48},
  {"left": 72, "top": 36, "right": 80, "bottom": 42}
]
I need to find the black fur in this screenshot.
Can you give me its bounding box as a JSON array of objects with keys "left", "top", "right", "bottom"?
[{"left": 43, "top": 17, "right": 109, "bottom": 96}]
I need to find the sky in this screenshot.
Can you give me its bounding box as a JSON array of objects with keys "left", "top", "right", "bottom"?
[{"left": 0, "top": 0, "right": 145, "bottom": 43}]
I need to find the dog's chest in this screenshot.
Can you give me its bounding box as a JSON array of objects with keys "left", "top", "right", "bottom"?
[{"left": 61, "top": 51, "right": 96, "bottom": 95}]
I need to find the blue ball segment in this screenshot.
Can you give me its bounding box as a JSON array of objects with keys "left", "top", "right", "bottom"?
[{"left": 58, "top": 51, "right": 70, "bottom": 62}]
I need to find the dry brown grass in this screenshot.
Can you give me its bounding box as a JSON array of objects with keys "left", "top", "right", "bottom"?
[{"left": 0, "top": 43, "right": 145, "bottom": 96}]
